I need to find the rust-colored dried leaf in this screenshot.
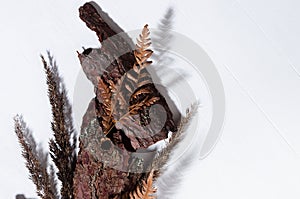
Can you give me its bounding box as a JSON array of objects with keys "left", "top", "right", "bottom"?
[
  {"left": 129, "top": 96, "right": 160, "bottom": 115},
  {"left": 129, "top": 170, "right": 157, "bottom": 199},
  {"left": 96, "top": 77, "right": 115, "bottom": 135}
]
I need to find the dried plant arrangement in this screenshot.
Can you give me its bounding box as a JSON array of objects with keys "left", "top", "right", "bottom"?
[{"left": 15, "top": 2, "right": 197, "bottom": 199}]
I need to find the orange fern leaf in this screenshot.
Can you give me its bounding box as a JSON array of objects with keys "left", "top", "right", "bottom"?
[
  {"left": 109, "top": 76, "right": 127, "bottom": 118},
  {"left": 129, "top": 96, "right": 160, "bottom": 115},
  {"left": 129, "top": 170, "right": 157, "bottom": 199},
  {"left": 96, "top": 77, "right": 114, "bottom": 135},
  {"left": 123, "top": 24, "right": 153, "bottom": 96},
  {"left": 134, "top": 24, "right": 153, "bottom": 67}
]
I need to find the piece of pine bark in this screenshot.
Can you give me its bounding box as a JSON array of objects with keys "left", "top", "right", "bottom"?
[
  {"left": 74, "top": 99, "right": 145, "bottom": 199},
  {"left": 78, "top": 2, "right": 178, "bottom": 151}
]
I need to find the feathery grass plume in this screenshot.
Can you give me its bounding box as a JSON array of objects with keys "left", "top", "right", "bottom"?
[
  {"left": 149, "top": 102, "right": 199, "bottom": 178},
  {"left": 152, "top": 7, "right": 174, "bottom": 70},
  {"left": 146, "top": 7, "right": 182, "bottom": 127},
  {"left": 14, "top": 116, "right": 58, "bottom": 199},
  {"left": 41, "top": 52, "right": 77, "bottom": 199},
  {"left": 46, "top": 52, "right": 78, "bottom": 159},
  {"left": 49, "top": 165, "right": 60, "bottom": 199},
  {"left": 155, "top": 144, "right": 196, "bottom": 199},
  {"left": 15, "top": 194, "right": 32, "bottom": 199},
  {"left": 129, "top": 170, "right": 157, "bottom": 199}
]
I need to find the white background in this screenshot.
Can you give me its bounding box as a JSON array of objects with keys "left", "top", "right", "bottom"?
[{"left": 1, "top": 0, "right": 300, "bottom": 198}]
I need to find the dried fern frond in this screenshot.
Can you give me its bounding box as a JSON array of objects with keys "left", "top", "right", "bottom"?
[
  {"left": 129, "top": 170, "right": 157, "bottom": 199},
  {"left": 149, "top": 102, "right": 199, "bottom": 178},
  {"left": 122, "top": 24, "right": 153, "bottom": 99},
  {"left": 97, "top": 25, "right": 157, "bottom": 136},
  {"left": 134, "top": 24, "right": 153, "bottom": 67},
  {"left": 14, "top": 116, "right": 58, "bottom": 199},
  {"left": 117, "top": 24, "right": 154, "bottom": 118},
  {"left": 96, "top": 77, "right": 113, "bottom": 113},
  {"left": 130, "top": 87, "right": 152, "bottom": 100},
  {"left": 96, "top": 77, "right": 115, "bottom": 135},
  {"left": 109, "top": 76, "right": 127, "bottom": 117},
  {"left": 41, "top": 52, "right": 77, "bottom": 199},
  {"left": 129, "top": 96, "right": 160, "bottom": 115}
]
